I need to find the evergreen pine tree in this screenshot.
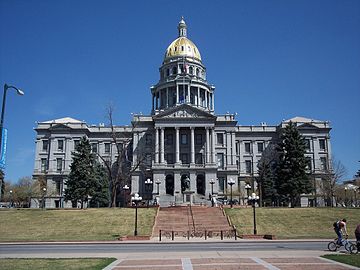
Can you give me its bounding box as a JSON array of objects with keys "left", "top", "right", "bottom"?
[
  {"left": 89, "top": 163, "right": 110, "bottom": 207},
  {"left": 275, "top": 121, "right": 312, "bottom": 207},
  {"left": 64, "top": 137, "right": 98, "bottom": 209}
]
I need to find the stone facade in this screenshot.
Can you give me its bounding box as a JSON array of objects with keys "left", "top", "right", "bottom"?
[{"left": 32, "top": 18, "right": 332, "bottom": 208}]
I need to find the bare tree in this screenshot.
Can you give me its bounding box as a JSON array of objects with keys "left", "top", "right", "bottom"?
[
  {"left": 96, "top": 105, "right": 147, "bottom": 207},
  {"left": 320, "top": 158, "right": 347, "bottom": 207}
]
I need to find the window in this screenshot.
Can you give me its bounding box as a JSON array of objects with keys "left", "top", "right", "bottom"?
[
  {"left": 166, "top": 69, "right": 170, "bottom": 76},
  {"left": 306, "top": 157, "right": 312, "bottom": 171},
  {"left": 172, "top": 66, "right": 177, "bottom": 75},
  {"left": 319, "top": 139, "right": 326, "bottom": 151},
  {"left": 189, "top": 66, "right": 193, "bottom": 74},
  {"left": 245, "top": 142, "right": 251, "bottom": 153},
  {"left": 117, "top": 143, "right": 123, "bottom": 152},
  {"left": 145, "top": 134, "right": 152, "bottom": 146},
  {"left": 196, "top": 68, "right": 200, "bottom": 76},
  {"left": 305, "top": 139, "right": 311, "bottom": 151},
  {"left": 74, "top": 140, "right": 80, "bottom": 149},
  {"left": 217, "top": 133, "right": 224, "bottom": 145},
  {"left": 166, "top": 153, "right": 174, "bottom": 164},
  {"left": 56, "top": 158, "right": 62, "bottom": 172},
  {"left": 166, "top": 134, "right": 173, "bottom": 145},
  {"left": 195, "top": 134, "right": 202, "bottom": 145},
  {"left": 195, "top": 153, "right": 203, "bottom": 164},
  {"left": 105, "top": 143, "right": 111, "bottom": 154},
  {"left": 57, "top": 140, "right": 64, "bottom": 151},
  {"left": 245, "top": 160, "right": 252, "bottom": 174},
  {"left": 181, "top": 153, "right": 189, "bottom": 164},
  {"left": 257, "top": 142, "right": 264, "bottom": 153},
  {"left": 320, "top": 157, "right": 327, "bottom": 170},
  {"left": 217, "top": 153, "right": 224, "bottom": 169},
  {"left": 91, "top": 143, "right": 98, "bottom": 153},
  {"left": 42, "top": 140, "right": 48, "bottom": 151},
  {"left": 181, "top": 134, "right": 188, "bottom": 145},
  {"left": 41, "top": 158, "right": 47, "bottom": 173},
  {"left": 218, "top": 177, "right": 225, "bottom": 192},
  {"left": 146, "top": 154, "right": 152, "bottom": 166}
]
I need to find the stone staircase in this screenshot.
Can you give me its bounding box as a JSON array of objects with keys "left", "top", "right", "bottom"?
[{"left": 152, "top": 205, "right": 233, "bottom": 237}]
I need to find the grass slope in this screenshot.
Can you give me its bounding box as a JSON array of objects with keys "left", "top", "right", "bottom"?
[
  {"left": 322, "top": 255, "right": 360, "bottom": 268},
  {"left": 0, "top": 208, "right": 157, "bottom": 241},
  {"left": 0, "top": 258, "right": 116, "bottom": 270},
  {"left": 225, "top": 207, "right": 360, "bottom": 239}
]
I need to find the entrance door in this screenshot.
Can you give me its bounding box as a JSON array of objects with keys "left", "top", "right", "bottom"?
[
  {"left": 165, "top": 175, "right": 174, "bottom": 195},
  {"left": 196, "top": 175, "right": 205, "bottom": 195}
]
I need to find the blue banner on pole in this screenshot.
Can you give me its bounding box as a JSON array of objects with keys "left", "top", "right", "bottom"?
[{"left": 0, "top": 128, "right": 8, "bottom": 169}]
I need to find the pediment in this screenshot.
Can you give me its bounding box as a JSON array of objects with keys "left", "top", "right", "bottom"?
[
  {"left": 297, "top": 123, "right": 319, "bottom": 129},
  {"left": 153, "top": 104, "right": 216, "bottom": 120},
  {"left": 49, "top": 123, "right": 73, "bottom": 130}
]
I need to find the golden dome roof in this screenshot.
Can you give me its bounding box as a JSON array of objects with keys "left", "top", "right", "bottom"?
[
  {"left": 164, "top": 17, "right": 201, "bottom": 62},
  {"left": 164, "top": 37, "right": 201, "bottom": 61}
]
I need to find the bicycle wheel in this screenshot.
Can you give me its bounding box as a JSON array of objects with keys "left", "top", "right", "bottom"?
[
  {"left": 345, "top": 241, "right": 352, "bottom": 252},
  {"left": 328, "top": 241, "right": 338, "bottom": 251},
  {"left": 349, "top": 243, "right": 359, "bottom": 254}
]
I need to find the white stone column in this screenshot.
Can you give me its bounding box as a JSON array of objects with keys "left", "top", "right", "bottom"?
[
  {"left": 205, "top": 91, "right": 208, "bottom": 109},
  {"left": 155, "top": 128, "right": 159, "bottom": 164},
  {"left": 190, "top": 127, "right": 195, "bottom": 164},
  {"left": 212, "top": 92, "right": 215, "bottom": 111},
  {"left": 133, "top": 132, "right": 138, "bottom": 164},
  {"left": 211, "top": 128, "right": 216, "bottom": 164},
  {"left": 160, "top": 127, "right": 165, "bottom": 164},
  {"left": 206, "top": 128, "right": 210, "bottom": 164},
  {"left": 186, "top": 85, "right": 190, "bottom": 103},
  {"left": 231, "top": 132, "right": 236, "bottom": 165},
  {"left": 175, "top": 127, "right": 180, "bottom": 163},
  {"left": 152, "top": 94, "right": 154, "bottom": 111},
  {"left": 166, "top": 88, "right": 169, "bottom": 108},
  {"left": 176, "top": 85, "right": 179, "bottom": 104},
  {"left": 226, "top": 132, "right": 231, "bottom": 165},
  {"left": 197, "top": 87, "right": 200, "bottom": 106}
]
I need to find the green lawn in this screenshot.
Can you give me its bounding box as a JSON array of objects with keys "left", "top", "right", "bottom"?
[
  {"left": 0, "top": 258, "right": 116, "bottom": 270},
  {"left": 0, "top": 208, "right": 157, "bottom": 241},
  {"left": 225, "top": 207, "right": 360, "bottom": 239},
  {"left": 322, "top": 254, "right": 360, "bottom": 268}
]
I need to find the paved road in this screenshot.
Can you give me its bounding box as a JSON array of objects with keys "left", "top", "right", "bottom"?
[{"left": 0, "top": 241, "right": 330, "bottom": 257}]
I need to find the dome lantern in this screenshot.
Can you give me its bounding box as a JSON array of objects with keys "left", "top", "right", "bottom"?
[{"left": 178, "top": 16, "right": 187, "bottom": 37}]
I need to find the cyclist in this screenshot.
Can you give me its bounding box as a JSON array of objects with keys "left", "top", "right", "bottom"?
[
  {"left": 355, "top": 223, "right": 360, "bottom": 251},
  {"left": 334, "top": 218, "right": 348, "bottom": 245}
]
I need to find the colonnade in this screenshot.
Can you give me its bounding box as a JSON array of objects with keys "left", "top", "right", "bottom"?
[{"left": 154, "top": 126, "right": 216, "bottom": 165}]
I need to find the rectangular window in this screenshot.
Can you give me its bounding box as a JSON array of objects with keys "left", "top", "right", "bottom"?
[
  {"left": 42, "top": 140, "right": 48, "bottom": 151},
  {"left": 195, "top": 153, "right": 203, "bottom": 164},
  {"left": 217, "top": 153, "right": 224, "bottom": 169},
  {"left": 117, "top": 143, "right": 123, "bottom": 152},
  {"left": 181, "top": 153, "right": 189, "bottom": 164},
  {"left": 320, "top": 157, "right": 327, "bottom": 170},
  {"left": 305, "top": 139, "right": 311, "bottom": 151},
  {"left": 146, "top": 154, "right": 152, "bottom": 166},
  {"left": 41, "top": 158, "right": 47, "bottom": 173},
  {"left": 166, "top": 134, "right": 173, "bottom": 145},
  {"left": 319, "top": 139, "right": 326, "bottom": 151},
  {"left": 57, "top": 140, "right": 64, "bottom": 151},
  {"left": 74, "top": 140, "right": 80, "bottom": 149},
  {"left": 56, "top": 158, "right": 62, "bottom": 172},
  {"left": 181, "top": 134, "right": 188, "bottom": 145},
  {"left": 195, "top": 134, "right": 202, "bottom": 145},
  {"left": 245, "top": 160, "right": 252, "bottom": 174},
  {"left": 245, "top": 142, "right": 251, "bottom": 153},
  {"left": 145, "top": 134, "right": 152, "bottom": 146},
  {"left": 104, "top": 143, "right": 111, "bottom": 154},
  {"left": 166, "top": 153, "right": 174, "bottom": 164},
  {"left": 91, "top": 143, "right": 98, "bottom": 153},
  {"left": 257, "top": 142, "right": 264, "bottom": 153},
  {"left": 218, "top": 177, "right": 225, "bottom": 192},
  {"left": 306, "top": 157, "right": 312, "bottom": 171},
  {"left": 217, "top": 133, "right": 224, "bottom": 145}
]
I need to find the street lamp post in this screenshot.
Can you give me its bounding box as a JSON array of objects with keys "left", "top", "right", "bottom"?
[
  {"left": 123, "top": 184, "right": 129, "bottom": 207},
  {"left": 9, "top": 189, "right": 13, "bottom": 207},
  {"left": 0, "top": 84, "right": 24, "bottom": 203},
  {"left": 248, "top": 192, "right": 259, "bottom": 235},
  {"left": 131, "top": 193, "right": 142, "bottom": 236},
  {"left": 155, "top": 179, "right": 161, "bottom": 195},
  {"left": 210, "top": 178, "right": 215, "bottom": 195},
  {"left": 145, "top": 178, "right": 153, "bottom": 207},
  {"left": 344, "top": 186, "right": 348, "bottom": 207},
  {"left": 245, "top": 183, "right": 251, "bottom": 204},
  {"left": 228, "top": 178, "right": 235, "bottom": 208},
  {"left": 42, "top": 187, "right": 47, "bottom": 209}
]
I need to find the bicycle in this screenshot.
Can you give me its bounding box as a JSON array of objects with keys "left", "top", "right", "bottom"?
[{"left": 328, "top": 236, "right": 358, "bottom": 253}]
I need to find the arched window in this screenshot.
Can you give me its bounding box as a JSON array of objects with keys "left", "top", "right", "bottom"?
[
  {"left": 181, "top": 46, "right": 184, "bottom": 51},
  {"left": 189, "top": 66, "right": 193, "bottom": 75},
  {"left": 196, "top": 68, "right": 200, "bottom": 76},
  {"left": 166, "top": 69, "right": 170, "bottom": 77},
  {"left": 172, "top": 66, "right": 177, "bottom": 75}
]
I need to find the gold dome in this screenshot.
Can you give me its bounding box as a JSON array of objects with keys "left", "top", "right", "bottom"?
[{"left": 164, "top": 37, "right": 201, "bottom": 61}]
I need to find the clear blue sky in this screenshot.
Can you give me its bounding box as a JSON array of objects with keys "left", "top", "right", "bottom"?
[{"left": 0, "top": 0, "right": 359, "bottom": 183}]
